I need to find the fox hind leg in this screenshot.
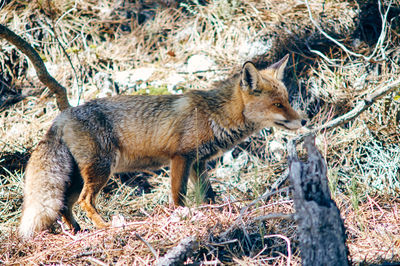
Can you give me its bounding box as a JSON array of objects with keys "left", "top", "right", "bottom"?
[
  {"left": 61, "top": 170, "right": 83, "bottom": 233},
  {"left": 61, "top": 206, "right": 81, "bottom": 233},
  {"left": 77, "top": 161, "right": 111, "bottom": 229}
]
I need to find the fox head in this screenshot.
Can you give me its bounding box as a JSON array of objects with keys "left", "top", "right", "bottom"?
[{"left": 239, "top": 55, "right": 306, "bottom": 130}]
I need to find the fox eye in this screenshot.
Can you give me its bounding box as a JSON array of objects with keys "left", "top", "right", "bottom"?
[{"left": 274, "top": 103, "right": 283, "bottom": 108}]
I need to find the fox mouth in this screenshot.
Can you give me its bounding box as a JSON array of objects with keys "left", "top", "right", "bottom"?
[
  {"left": 274, "top": 121, "right": 291, "bottom": 130},
  {"left": 274, "top": 120, "right": 299, "bottom": 130}
]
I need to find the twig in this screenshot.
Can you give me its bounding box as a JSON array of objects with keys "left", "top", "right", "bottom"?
[
  {"left": 372, "top": 0, "right": 392, "bottom": 60},
  {"left": 71, "top": 250, "right": 103, "bottom": 259},
  {"left": 45, "top": 0, "right": 83, "bottom": 104},
  {"left": 85, "top": 257, "right": 107, "bottom": 266},
  {"left": 135, "top": 233, "right": 158, "bottom": 259},
  {"left": 177, "top": 68, "right": 230, "bottom": 74},
  {"left": 57, "top": 220, "right": 78, "bottom": 241},
  {"left": 61, "top": 221, "right": 147, "bottom": 248},
  {"left": 305, "top": 40, "right": 337, "bottom": 66},
  {"left": 305, "top": 0, "right": 393, "bottom": 62},
  {"left": 253, "top": 213, "right": 294, "bottom": 222},
  {"left": 305, "top": 0, "right": 362, "bottom": 59},
  {"left": 237, "top": 169, "right": 291, "bottom": 220},
  {"left": 252, "top": 234, "right": 292, "bottom": 266},
  {"left": 220, "top": 176, "right": 290, "bottom": 240},
  {"left": 210, "top": 239, "right": 238, "bottom": 246},
  {"left": 239, "top": 186, "right": 289, "bottom": 218},
  {"left": 0, "top": 0, "right": 6, "bottom": 10},
  {"left": 262, "top": 234, "right": 292, "bottom": 266},
  {"left": 0, "top": 24, "right": 70, "bottom": 110}
]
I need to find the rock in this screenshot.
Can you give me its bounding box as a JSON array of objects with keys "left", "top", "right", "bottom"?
[
  {"left": 269, "top": 140, "right": 285, "bottom": 161},
  {"left": 222, "top": 149, "right": 234, "bottom": 166},
  {"left": 94, "top": 72, "right": 116, "bottom": 98},
  {"left": 114, "top": 67, "right": 155, "bottom": 90},
  {"left": 216, "top": 150, "right": 249, "bottom": 178},
  {"left": 111, "top": 214, "right": 126, "bottom": 228},
  {"left": 238, "top": 39, "right": 272, "bottom": 61},
  {"left": 186, "top": 54, "right": 215, "bottom": 73},
  {"left": 166, "top": 73, "right": 185, "bottom": 92}
]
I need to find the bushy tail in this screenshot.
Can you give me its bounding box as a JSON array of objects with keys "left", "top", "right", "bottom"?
[{"left": 19, "top": 130, "right": 73, "bottom": 239}]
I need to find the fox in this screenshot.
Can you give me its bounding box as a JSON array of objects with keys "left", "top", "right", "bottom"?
[{"left": 19, "top": 54, "right": 306, "bottom": 239}]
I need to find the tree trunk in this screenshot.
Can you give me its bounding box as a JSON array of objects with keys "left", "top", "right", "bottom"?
[{"left": 288, "top": 135, "right": 349, "bottom": 266}]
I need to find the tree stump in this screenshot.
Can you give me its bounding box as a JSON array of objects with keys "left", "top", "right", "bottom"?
[{"left": 288, "top": 135, "right": 349, "bottom": 265}]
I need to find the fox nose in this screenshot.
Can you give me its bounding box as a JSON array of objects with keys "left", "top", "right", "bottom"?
[{"left": 301, "top": 119, "right": 307, "bottom": 126}]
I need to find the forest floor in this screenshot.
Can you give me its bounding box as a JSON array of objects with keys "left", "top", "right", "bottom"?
[{"left": 1, "top": 0, "right": 399, "bottom": 264}]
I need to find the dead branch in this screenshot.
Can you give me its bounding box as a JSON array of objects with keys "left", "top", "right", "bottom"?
[
  {"left": 219, "top": 186, "right": 289, "bottom": 240},
  {"left": 305, "top": 0, "right": 393, "bottom": 62},
  {"left": 135, "top": 233, "right": 158, "bottom": 259},
  {"left": 85, "top": 257, "right": 107, "bottom": 266},
  {"left": 288, "top": 135, "right": 349, "bottom": 265},
  {"left": 253, "top": 213, "right": 293, "bottom": 222},
  {"left": 156, "top": 236, "right": 199, "bottom": 266},
  {"left": 0, "top": 24, "right": 70, "bottom": 111},
  {"left": 297, "top": 77, "right": 400, "bottom": 143},
  {"left": 239, "top": 186, "right": 289, "bottom": 218},
  {"left": 262, "top": 234, "right": 292, "bottom": 266}
]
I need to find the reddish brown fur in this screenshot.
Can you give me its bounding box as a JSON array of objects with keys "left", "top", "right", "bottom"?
[{"left": 19, "top": 55, "right": 306, "bottom": 238}]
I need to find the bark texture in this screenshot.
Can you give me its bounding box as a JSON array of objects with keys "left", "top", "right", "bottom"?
[{"left": 288, "top": 135, "right": 349, "bottom": 266}]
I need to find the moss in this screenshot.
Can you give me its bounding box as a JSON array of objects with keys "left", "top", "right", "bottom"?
[{"left": 132, "top": 85, "right": 170, "bottom": 95}]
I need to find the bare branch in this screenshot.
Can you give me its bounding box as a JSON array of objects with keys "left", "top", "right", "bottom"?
[
  {"left": 253, "top": 213, "right": 294, "bottom": 222},
  {"left": 135, "top": 233, "right": 158, "bottom": 259},
  {"left": 239, "top": 187, "right": 289, "bottom": 218},
  {"left": 297, "top": 77, "right": 400, "bottom": 143},
  {"left": 220, "top": 186, "right": 290, "bottom": 240},
  {"left": 0, "top": 24, "right": 70, "bottom": 111},
  {"left": 305, "top": 0, "right": 393, "bottom": 62},
  {"left": 262, "top": 234, "right": 292, "bottom": 266}
]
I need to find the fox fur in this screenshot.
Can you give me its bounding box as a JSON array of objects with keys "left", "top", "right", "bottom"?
[{"left": 19, "top": 55, "right": 306, "bottom": 239}]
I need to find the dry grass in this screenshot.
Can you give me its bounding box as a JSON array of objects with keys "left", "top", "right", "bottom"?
[
  {"left": 1, "top": 0, "right": 400, "bottom": 264},
  {"left": 0, "top": 196, "right": 298, "bottom": 265}
]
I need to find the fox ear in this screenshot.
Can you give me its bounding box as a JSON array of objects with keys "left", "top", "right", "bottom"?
[
  {"left": 240, "top": 62, "right": 259, "bottom": 92},
  {"left": 267, "top": 54, "right": 289, "bottom": 80}
]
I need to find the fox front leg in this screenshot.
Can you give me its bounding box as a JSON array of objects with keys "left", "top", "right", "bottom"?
[{"left": 170, "top": 155, "right": 193, "bottom": 206}]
